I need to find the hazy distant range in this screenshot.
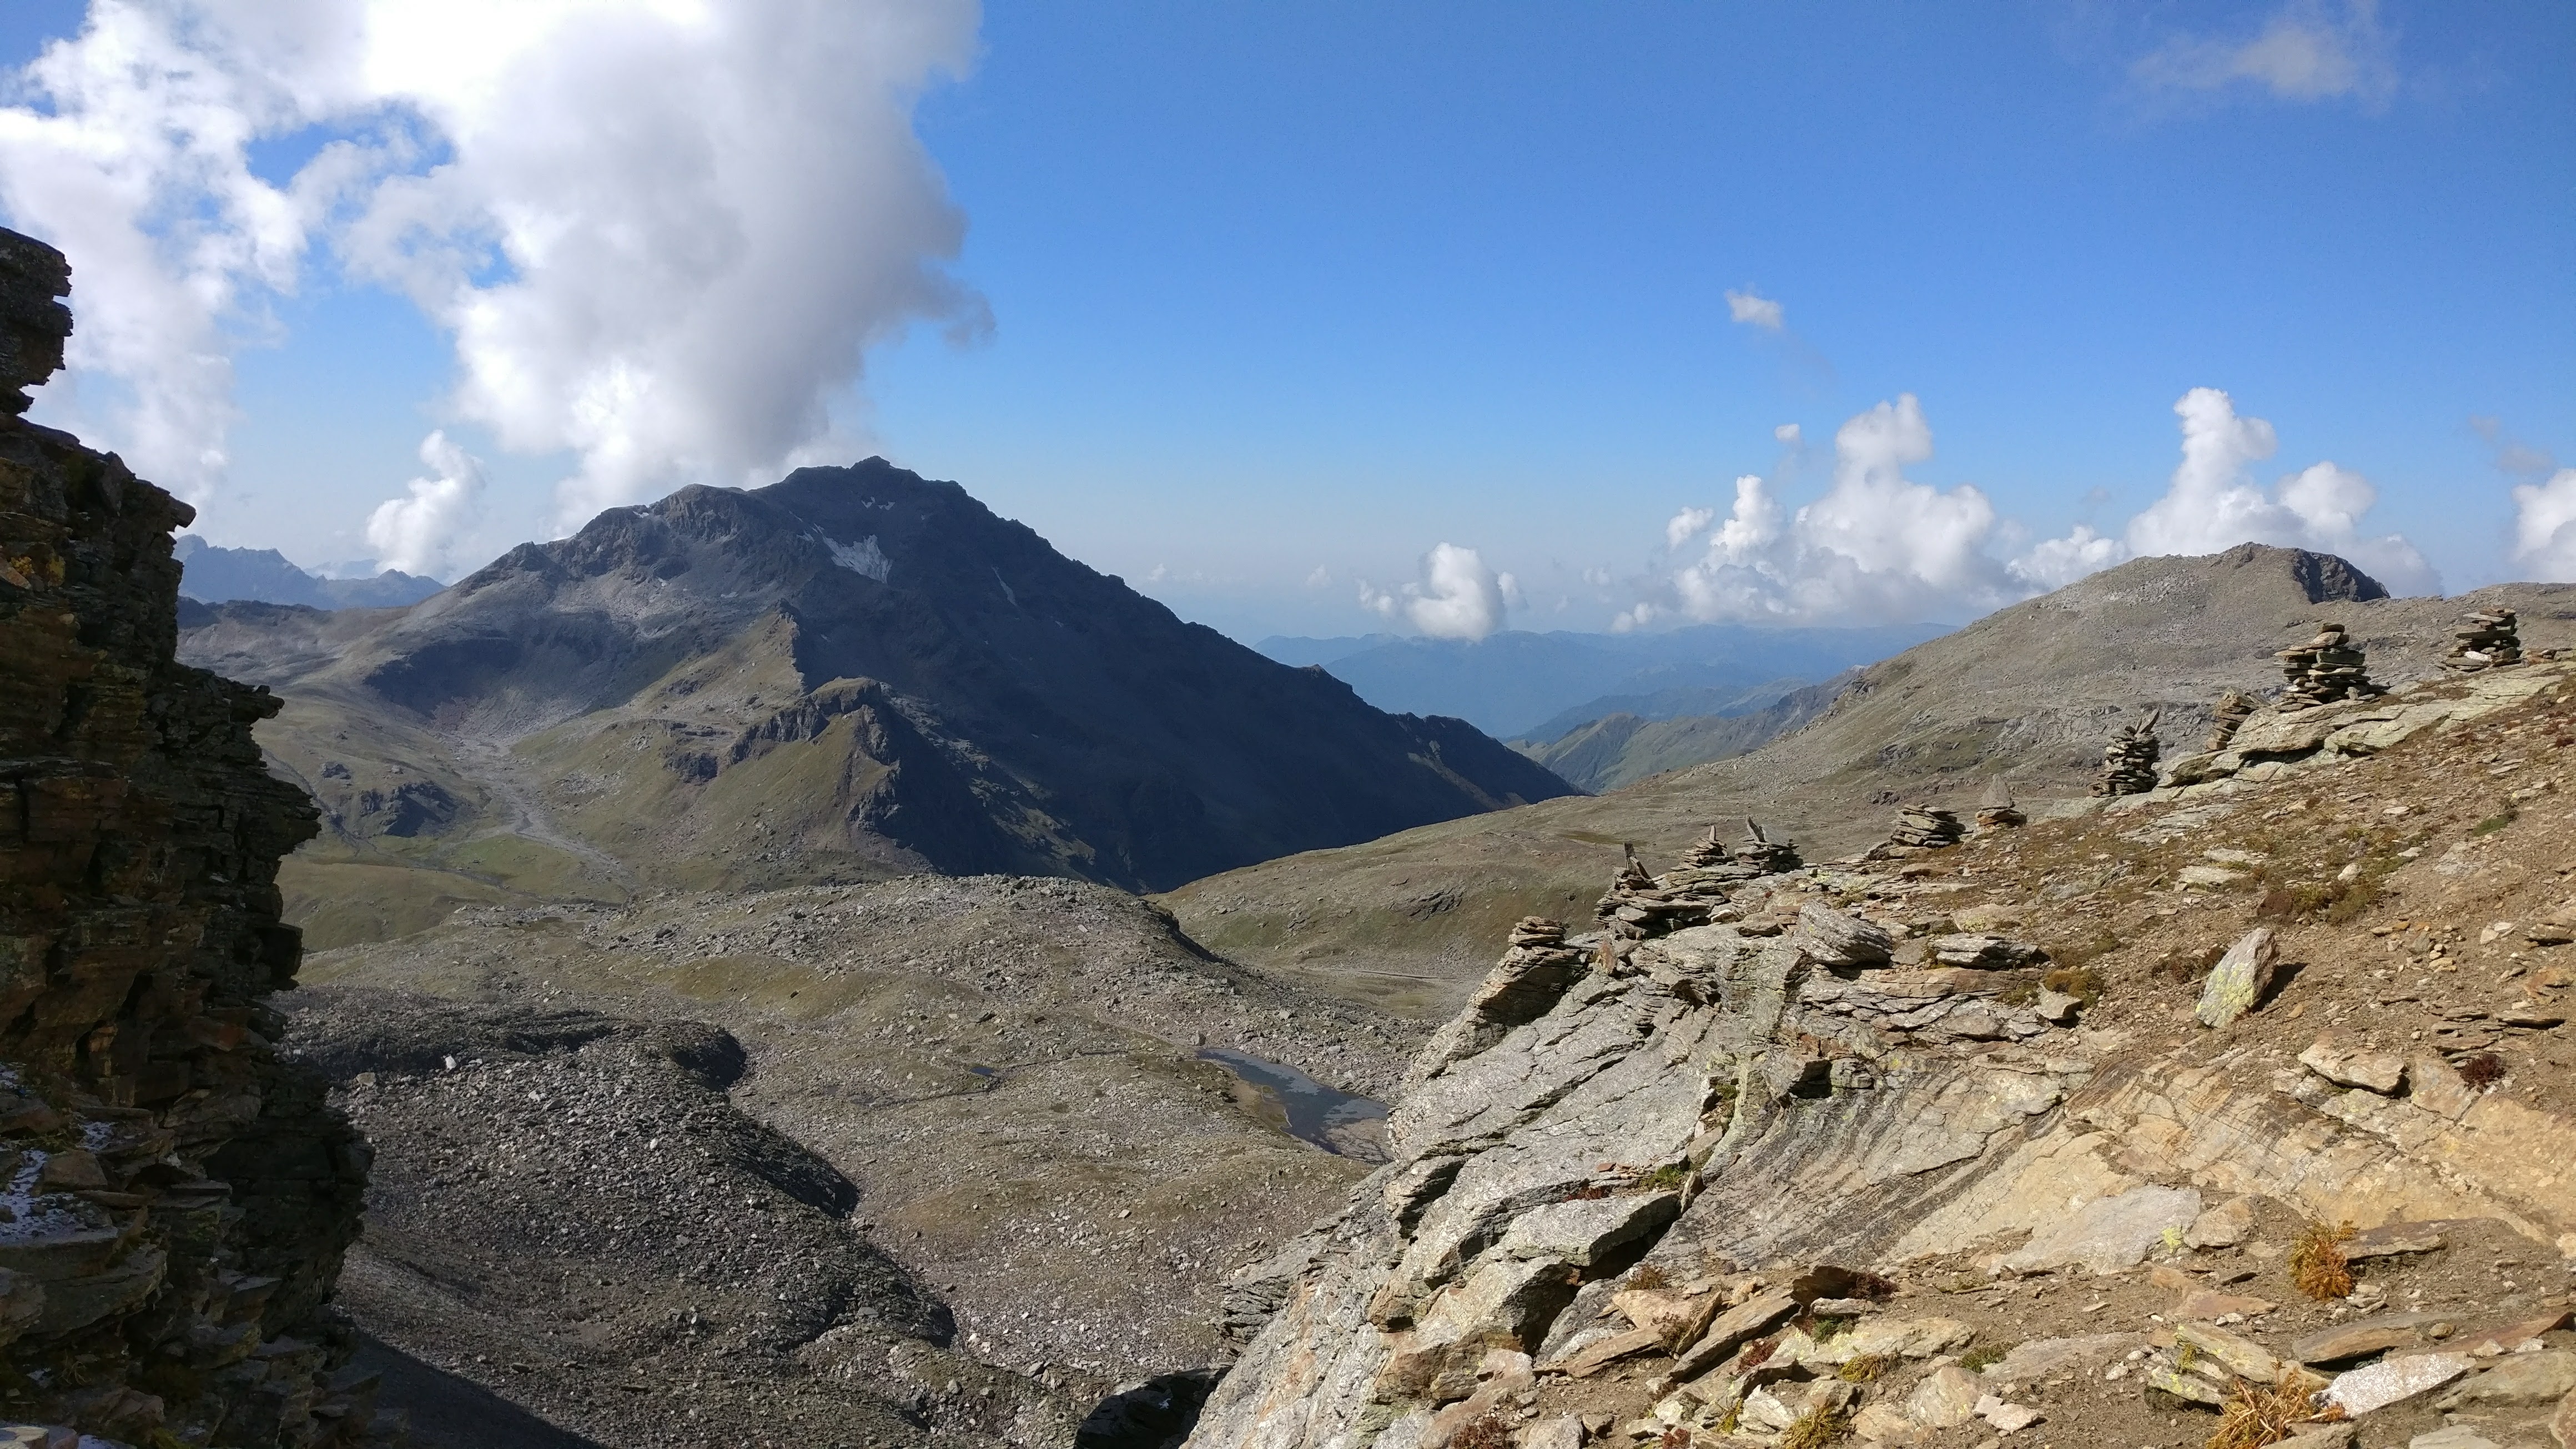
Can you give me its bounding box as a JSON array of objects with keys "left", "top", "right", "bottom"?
[
  {"left": 1257, "top": 623, "right": 1950, "bottom": 743},
  {"left": 174, "top": 535, "right": 446, "bottom": 610}
]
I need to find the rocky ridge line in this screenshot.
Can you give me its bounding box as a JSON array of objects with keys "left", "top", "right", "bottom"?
[{"left": 1, "top": 229, "right": 381, "bottom": 1445}]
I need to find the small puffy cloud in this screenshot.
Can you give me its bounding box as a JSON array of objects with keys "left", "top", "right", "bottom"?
[
  {"left": 2513, "top": 469, "right": 2576, "bottom": 582},
  {"left": 1359, "top": 543, "right": 1512, "bottom": 640},
  {"left": 1304, "top": 564, "right": 1331, "bottom": 588},
  {"left": 1773, "top": 422, "right": 1801, "bottom": 445},
  {"left": 1635, "top": 395, "right": 2016, "bottom": 625},
  {"left": 2132, "top": 0, "right": 2396, "bottom": 104},
  {"left": 364, "top": 430, "right": 485, "bottom": 577},
  {"left": 1664, "top": 505, "right": 1715, "bottom": 551},
  {"left": 1724, "top": 289, "right": 1784, "bottom": 332}
]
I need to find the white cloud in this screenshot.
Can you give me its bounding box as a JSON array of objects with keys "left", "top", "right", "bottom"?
[
  {"left": 0, "top": 0, "right": 979, "bottom": 530},
  {"left": 1359, "top": 543, "right": 1512, "bottom": 641},
  {"left": 2513, "top": 469, "right": 2576, "bottom": 582},
  {"left": 2089, "top": 386, "right": 2437, "bottom": 593},
  {"left": 1664, "top": 505, "right": 1714, "bottom": 551},
  {"left": 1635, "top": 395, "right": 2016, "bottom": 625},
  {"left": 1724, "top": 289, "right": 1784, "bottom": 332},
  {"left": 1629, "top": 386, "right": 2439, "bottom": 627},
  {"left": 1304, "top": 564, "right": 1331, "bottom": 588},
  {"left": 363, "top": 429, "right": 484, "bottom": 577},
  {"left": 2132, "top": 0, "right": 2396, "bottom": 104},
  {"left": 1773, "top": 422, "right": 1801, "bottom": 445}
]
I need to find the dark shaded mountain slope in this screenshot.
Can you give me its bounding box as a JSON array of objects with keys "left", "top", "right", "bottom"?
[{"left": 182, "top": 460, "right": 1573, "bottom": 940}]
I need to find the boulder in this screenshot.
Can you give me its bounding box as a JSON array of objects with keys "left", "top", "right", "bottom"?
[
  {"left": 1905, "top": 1366, "right": 1980, "bottom": 1428},
  {"left": 2298, "top": 1039, "right": 2407, "bottom": 1094},
  {"left": 2294, "top": 1312, "right": 2445, "bottom": 1365},
  {"left": 2435, "top": 1351, "right": 2576, "bottom": 1409},
  {"left": 1794, "top": 905, "right": 1894, "bottom": 968},
  {"left": 2321, "top": 1353, "right": 2472, "bottom": 1416},
  {"left": 1497, "top": 1192, "right": 1681, "bottom": 1268},
  {"left": 2196, "top": 928, "right": 2280, "bottom": 1029},
  {"left": 2184, "top": 1197, "right": 2256, "bottom": 1249}
]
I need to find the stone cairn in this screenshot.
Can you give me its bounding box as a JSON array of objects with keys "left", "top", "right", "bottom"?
[
  {"left": 1884, "top": 805, "right": 1964, "bottom": 851},
  {"left": 1596, "top": 821, "right": 1801, "bottom": 947},
  {"left": 2275, "top": 622, "right": 2384, "bottom": 710},
  {"left": 2444, "top": 607, "right": 2522, "bottom": 672},
  {"left": 2205, "top": 690, "right": 2258, "bottom": 751},
  {"left": 1732, "top": 818, "right": 1802, "bottom": 873},
  {"left": 1973, "top": 779, "right": 2025, "bottom": 831},
  {"left": 2090, "top": 710, "right": 2162, "bottom": 797}
]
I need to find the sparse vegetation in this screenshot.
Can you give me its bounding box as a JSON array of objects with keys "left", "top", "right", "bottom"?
[
  {"left": 2041, "top": 964, "right": 2102, "bottom": 1004},
  {"left": 1959, "top": 1342, "right": 2007, "bottom": 1372},
  {"left": 1779, "top": 1406, "right": 1849, "bottom": 1449},
  {"left": 1453, "top": 1414, "right": 1516, "bottom": 1449},
  {"left": 1627, "top": 1262, "right": 1669, "bottom": 1291},
  {"left": 1837, "top": 1355, "right": 1890, "bottom": 1383},
  {"left": 2288, "top": 1220, "right": 2356, "bottom": 1300},
  {"left": 2207, "top": 1372, "right": 2341, "bottom": 1449},
  {"left": 2471, "top": 809, "right": 2518, "bottom": 837},
  {"left": 1632, "top": 1163, "right": 1689, "bottom": 1193}
]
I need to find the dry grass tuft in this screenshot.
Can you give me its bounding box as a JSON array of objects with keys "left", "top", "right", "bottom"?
[
  {"left": 1656, "top": 1426, "right": 1691, "bottom": 1449},
  {"left": 1626, "top": 1262, "right": 1669, "bottom": 1291},
  {"left": 2041, "top": 964, "right": 2103, "bottom": 1003},
  {"left": 1836, "top": 1355, "right": 1890, "bottom": 1383},
  {"left": 2288, "top": 1220, "right": 2356, "bottom": 1300},
  {"left": 1779, "top": 1407, "right": 1849, "bottom": 1449},
  {"left": 2456, "top": 1051, "right": 2507, "bottom": 1090},
  {"left": 1958, "top": 1342, "right": 2007, "bottom": 1372},
  {"left": 2206, "top": 1372, "right": 2340, "bottom": 1449},
  {"left": 1451, "top": 1415, "right": 1515, "bottom": 1449}
]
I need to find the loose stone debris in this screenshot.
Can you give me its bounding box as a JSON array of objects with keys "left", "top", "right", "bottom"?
[{"left": 1881, "top": 805, "right": 1964, "bottom": 852}]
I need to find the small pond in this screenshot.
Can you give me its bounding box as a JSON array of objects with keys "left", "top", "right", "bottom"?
[{"left": 1195, "top": 1047, "right": 1390, "bottom": 1161}]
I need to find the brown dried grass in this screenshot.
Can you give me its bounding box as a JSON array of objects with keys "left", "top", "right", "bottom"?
[
  {"left": 2288, "top": 1220, "right": 2356, "bottom": 1300},
  {"left": 2206, "top": 1371, "right": 2341, "bottom": 1449}
]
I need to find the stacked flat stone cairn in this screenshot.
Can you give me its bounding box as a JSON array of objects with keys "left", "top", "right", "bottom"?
[
  {"left": 1884, "top": 806, "right": 1964, "bottom": 851},
  {"left": 2275, "top": 621, "right": 2384, "bottom": 710},
  {"left": 1731, "top": 818, "right": 1802, "bottom": 873},
  {"left": 2444, "top": 607, "right": 2522, "bottom": 672},
  {"left": 1594, "top": 821, "right": 1803, "bottom": 945},
  {"left": 1973, "top": 779, "right": 2025, "bottom": 830},
  {"left": 2090, "top": 710, "right": 2162, "bottom": 797},
  {"left": 2205, "top": 690, "right": 2258, "bottom": 751}
]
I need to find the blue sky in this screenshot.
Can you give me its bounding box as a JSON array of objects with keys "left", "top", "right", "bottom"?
[{"left": 3, "top": 2, "right": 2570, "bottom": 640}]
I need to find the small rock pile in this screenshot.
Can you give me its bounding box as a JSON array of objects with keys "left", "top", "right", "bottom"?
[
  {"left": 1596, "top": 847, "right": 1722, "bottom": 943},
  {"left": 1510, "top": 914, "right": 1571, "bottom": 950},
  {"left": 1973, "top": 780, "right": 2024, "bottom": 830},
  {"left": 2204, "top": 690, "right": 2257, "bottom": 751},
  {"left": 2275, "top": 622, "right": 2384, "bottom": 710},
  {"left": 2090, "top": 711, "right": 2161, "bottom": 797},
  {"left": 2444, "top": 607, "right": 2522, "bottom": 672},
  {"left": 1731, "top": 819, "right": 1801, "bottom": 873},
  {"left": 1884, "top": 806, "right": 1963, "bottom": 850}
]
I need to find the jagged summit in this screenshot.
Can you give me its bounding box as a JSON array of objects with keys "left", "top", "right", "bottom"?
[{"left": 182, "top": 457, "right": 1576, "bottom": 924}]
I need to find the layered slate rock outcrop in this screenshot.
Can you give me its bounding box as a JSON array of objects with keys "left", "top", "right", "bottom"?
[{"left": 1, "top": 229, "right": 378, "bottom": 1444}]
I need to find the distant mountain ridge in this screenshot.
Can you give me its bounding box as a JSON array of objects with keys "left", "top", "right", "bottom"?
[
  {"left": 1517, "top": 672, "right": 1859, "bottom": 791},
  {"left": 1257, "top": 621, "right": 1946, "bottom": 737},
  {"left": 181, "top": 459, "right": 1576, "bottom": 945},
  {"left": 174, "top": 534, "right": 446, "bottom": 608}
]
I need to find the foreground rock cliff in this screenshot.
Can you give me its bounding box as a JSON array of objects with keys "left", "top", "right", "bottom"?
[
  {"left": 1191, "top": 655, "right": 2576, "bottom": 1448},
  {"left": 1, "top": 230, "right": 380, "bottom": 1441}
]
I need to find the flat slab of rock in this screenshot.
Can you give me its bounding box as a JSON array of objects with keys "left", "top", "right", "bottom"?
[
  {"left": 2185, "top": 1196, "right": 2256, "bottom": 1248},
  {"left": 2295, "top": 1311, "right": 2444, "bottom": 1365},
  {"left": 2344, "top": 1221, "right": 2449, "bottom": 1261},
  {"left": 1498, "top": 1191, "right": 1680, "bottom": 1267},
  {"left": 1667, "top": 1287, "right": 1799, "bottom": 1378},
  {"left": 1795, "top": 904, "right": 1894, "bottom": 967},
  {"left": 1979, "top": 1333, "right": 2138, "bottom": 1387},
  {"left": 2299, "top": 1039, "right": 2407, "bottom": 1094},
  {"left": 2407, "top": 1429, "right": 2500, "bottom": 1449},
  {"left": 2450, "top": 1309, "right": 2570, "bottom": 1355},
  {"left": 2321, "top": 1352, "right": 2472, "bottom": 1416},
  {"left": 2175, "top": 1321, "right": 2290, "bottom": 1382},
  {"left": 2436, "top": 1350, "right": 2576, "bottom": 1408},
  {"left": 2554, "top": 1385, "right": 2576, "bottom": 1448},
  {"left": 2173, "top": 1289, "right": 2275, "bottom": 1319},
  {"left": 1551, "top": 1326, "right": 1664, "bottom": 1379},
  {"left": 2000, "top": 1185, "right": 2201, "bottom": 1274},
  {"left": 2197, "top": 928, "right": 2279, "bottom": 1029}
]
